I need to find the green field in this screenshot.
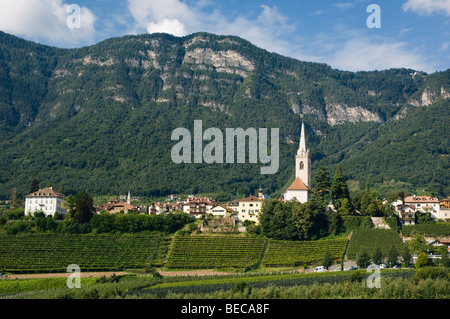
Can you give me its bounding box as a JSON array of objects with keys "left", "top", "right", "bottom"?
[
  {"left": 4, "top": 268, "right": 442, "bottom": 300},
  {"left": 165, "top": 235, "right": 267, "bottom": 269},
  {"left": 261, "top": 238, "right": 348, "bottom": 267},
  {"left": 346, "top": 228, "right": 404, "bottom": 259},
  {"left": 0, "top": 233, "right": 169, "bottom": 273},
  {"left": 401, "top": 223, "right": 450, "bottom": 237},
  {"left": 0, "top": 230, "right": 409, "bottom": 273}
]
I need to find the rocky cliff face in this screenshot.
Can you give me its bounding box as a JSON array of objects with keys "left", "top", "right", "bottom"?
[{"left": 325, "top": 103, "right": 382, "bottom": 126}]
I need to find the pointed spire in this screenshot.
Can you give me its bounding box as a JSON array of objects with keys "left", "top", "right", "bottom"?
[
  {"left": 298, "top": 121, "right": 307, "bottom": 156},
  {"left": 127, "top": 191, "right": 131, "bottom": 205}
]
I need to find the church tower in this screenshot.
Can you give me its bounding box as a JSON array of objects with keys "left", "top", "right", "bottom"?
[
  {"left": 295, "top": 121, "right": 311, "bottom": 189},
  {"left": 283, "top": 121, "right": 311, "bottom": 203}
]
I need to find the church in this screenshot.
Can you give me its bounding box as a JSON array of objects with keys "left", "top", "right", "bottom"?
[{"left": 282, "top": 121, "right": 311, "bottom": 203}]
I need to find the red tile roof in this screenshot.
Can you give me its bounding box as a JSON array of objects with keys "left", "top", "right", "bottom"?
[
  {"left": 25, "top": 187, "right": 65, "bottom": 199},
  {"left": 405, "top": 196, "right": 439, "bottom": 203},
  {"left": 234, "top": 195, "right": 261, "bottom": 202},
  {"left": 287, "top": 177, "right": 309, "bottom": 191}
]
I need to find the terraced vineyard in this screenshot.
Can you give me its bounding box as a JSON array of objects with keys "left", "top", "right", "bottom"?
[
  {"left": 261, "top": 238, "right": 348, "bottom": 267},
  {"left": 0, "top": 233, "right": 169, "bottom": 273},
  {"left": 346, "top": 228, "right": 404, "bottom": 259},
  {"left": 166, "top": 235, "right": 267, "bottom": 269}
]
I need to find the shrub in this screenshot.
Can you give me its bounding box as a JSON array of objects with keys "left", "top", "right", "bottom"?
[
  {"left": 4, "top": 220, "right": 32, "bottom": 235},
  {"left": 233, "top": 281, "right": 249, "bottom": 293},
  {"left": 152, "top": 271, "right": 163, "bottom": 279},
  {"left": 414, "top": 266, "right": 448, "bottom": 282},
  {"left": 356, "top": 248, "right": 371, "bottom": 269},
  {"left": 415, "top": 252, "right": 430, "bottom": 269},
  {"left": 82, "top": 288, "right": 100, "bottom": 299},
  {"left": 349, "top": 271, "right": 363, "bottom": 283}
]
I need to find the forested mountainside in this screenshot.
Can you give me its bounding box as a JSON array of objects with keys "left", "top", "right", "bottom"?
[{"left": 0, "top": 30, "right": 448, "bottom": 199}]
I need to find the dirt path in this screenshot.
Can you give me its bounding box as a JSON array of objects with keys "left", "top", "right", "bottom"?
[
  {"left": 2, "top": 272, "right": 132, "bottom": 280},
  {"left": 2, "top": 270, "right": 234, "bottom": 280},
  {"left": 158, "top": 270, "right": 234, "bottom": 277}
]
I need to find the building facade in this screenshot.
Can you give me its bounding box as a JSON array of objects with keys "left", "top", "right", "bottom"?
[
  {"left": 396, "top": 204, "right": 416, "bottom": 225},
  {"left": 236, "top": 195, "right": 263, "bottom": 224},
  {"left": 182, "top": 196, "right": 218, "bottom": 218},
  {"left": 404, "top": 195, "right": 441, "bottom": 220},
  {"left": 24, "top": 187, "right": 67, "bottom": 217}
]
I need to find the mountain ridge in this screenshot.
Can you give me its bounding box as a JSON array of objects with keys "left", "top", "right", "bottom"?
[{"left": 0, "top": 30, "right": 448, "bottom": 199}]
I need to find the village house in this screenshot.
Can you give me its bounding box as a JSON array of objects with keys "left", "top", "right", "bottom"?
[
  {"left": 396, "top": 204, "right": 416, "bottom": 225},
  {"left": 96, "top": 192, "right": 138, "bottom": 214},
  {"left": 404, "top": 195, "right": 441, "bottom": 220},
  {"left": 210, "top": 205, "right": 235, "bottom": 217},
  {"left": 440, "top": 199, "right": 450, "bottom": 220},
  {"left": 429, "top": 238, "right": 450, "bottom": 253},
  {"left": 235, "top": 195, "right": 263, "bottom": 224},
  {"left": 182, "top": 196, "right": 218, "bottom": 218},
  {"left": 24, "top": 187, "right": 67, "bottom": 217}
]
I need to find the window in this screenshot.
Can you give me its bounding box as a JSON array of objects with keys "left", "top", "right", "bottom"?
[{"left": 300, "top": 161, "right": 304, "bottom": 170}]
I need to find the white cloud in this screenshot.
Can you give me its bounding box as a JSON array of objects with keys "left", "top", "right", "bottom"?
[
  {"left": 327, "top": 38, "right": 434, "bottom": 72},
  {"left": 334, "top": 2, "right": 355, "bottom": 10},
  {"left": 127, "top": 0, "right": 195, "bottom": 35},
  {"left": 125, "top": 0, "right": 436, "bottom": 73},
  {"left": 441, "top": 42, "right": 450, "bottom": 50},
  {"left": 126, "top": 0, "right": 305, "bottom": 57},
  {"left": 309, "top": 10, "right": 324, "bottom": 15},
  {"left": 147, "top": 19, "right": 187, "bottom": 37},
  {"left": 0, "top": 0, "right": 96, "bottom": 47},
  {"left": 402, "top": 0, "right": 450, "bottom": 15}
]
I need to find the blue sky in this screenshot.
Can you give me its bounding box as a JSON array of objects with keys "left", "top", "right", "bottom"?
[{"left": 0, "top": 0, "right": 449, "bottom": 73}]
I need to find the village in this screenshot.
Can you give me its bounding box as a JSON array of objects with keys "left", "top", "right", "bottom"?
[{"left": 21, "top": 122, "right": 450, "bottom": 252}]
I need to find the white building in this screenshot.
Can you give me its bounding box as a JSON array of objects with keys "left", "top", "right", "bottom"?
[
  {"left": 404, "top": 195, "right": 441, "bottom": 220},
  {"left": 283, "top": 121, "right": 310, "bottom": 203},
  {"left": 210, "top": 205, "right": 234, "bottom": 217},
  {"left": 235, "top": 195, "right": 263, "bottom": 224},
  {"left": 24, "top": 187, "right": 67, "bottom": 217},
  {"left": 182, "top": 196, "right": 218, "bottom": 218},
  {"left": 396, "top": 204, "right": 416, "bottom": 225}
]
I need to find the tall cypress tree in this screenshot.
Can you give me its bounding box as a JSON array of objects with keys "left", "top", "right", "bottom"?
[
  {"left": 312, "top": 166, "right": 331, "bottom": 207},
  {"left": 331, "top": 165, "right": 351, "bottom": 210},
  {"left": 29, "top": 178, "right": 39, "bottom": 194}
]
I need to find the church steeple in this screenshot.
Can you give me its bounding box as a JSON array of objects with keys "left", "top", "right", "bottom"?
[
  {"left": 295, "top": 121, "right": 311, "bottom": 189},
  {"left": 297, "top": 121, "right": 308, "bottom": 156},
  {"left": 283, "top": 120, "right": 311, "bottom": 203}
]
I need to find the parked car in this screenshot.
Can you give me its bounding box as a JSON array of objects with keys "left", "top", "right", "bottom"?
[
  {"left": 379, "top": 264, "right": 387, "bottom": 269},
  {"left": 393, "top": 265, "right": 401, "bottom": 269},
  {"left": 346, "top": 266, "right": 358, "bottom": 271},
  {"left": 314, "top": 266, "right": 326, "bottom": 272},
  {"left": 334, "top": 267, "right": 342, "bottom": 271}
]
